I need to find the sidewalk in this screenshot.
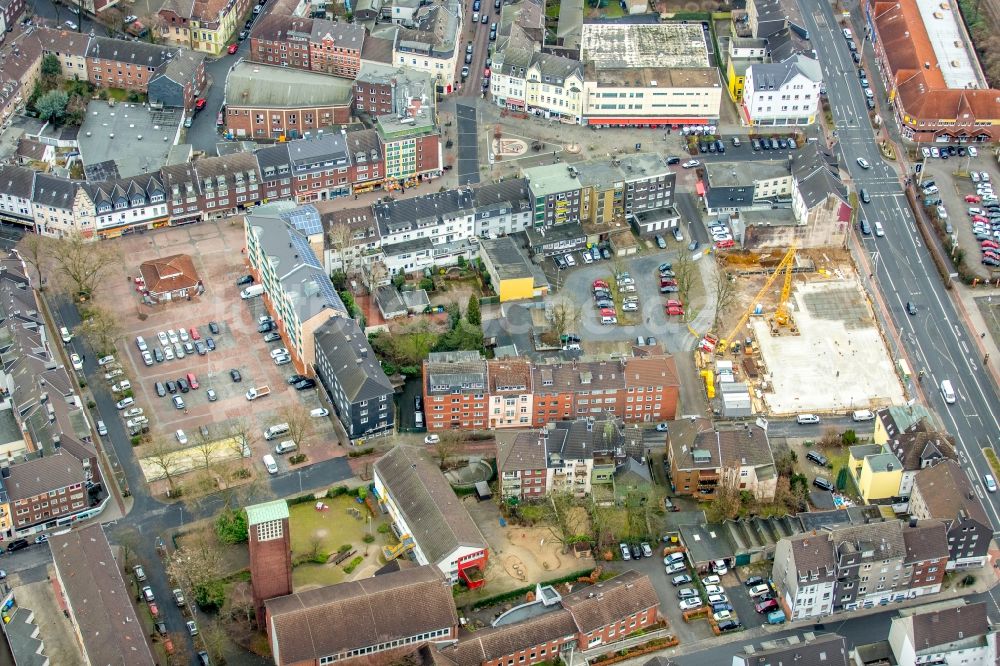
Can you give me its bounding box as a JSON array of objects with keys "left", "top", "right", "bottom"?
[{"left": 951, "top": 284, "right": 1000, "bottom": 390}]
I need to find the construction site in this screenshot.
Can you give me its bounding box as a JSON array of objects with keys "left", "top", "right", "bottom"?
[{"left": 696, "top": 248, "right": 906, "bottom": 416}]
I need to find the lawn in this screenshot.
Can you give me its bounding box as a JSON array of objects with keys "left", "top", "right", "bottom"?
[{"left": 288, "top": 495, "right": 391, "bottom": 589}]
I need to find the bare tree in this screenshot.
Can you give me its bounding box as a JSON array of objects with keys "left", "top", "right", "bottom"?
[
  {"left": 278, "top": 403, "right": 315, "bottom": 450},
  {"left": 818, "top": 428, "right": 842, "bottom": 451},
  {"left": 115, "top": 527, "right": 141, "bottom": 569},
  {"left": 145, "top": 438, "right": 181, "bottom": 492},
  {"left": 548, "top": 492, "right": 580, "bottom": 553},
  {"left": 707, "top": 466, "right": 743, "bottom": 522},
  {"left": 16, "top": 234, "right": 51, "bottom": 289},
  {"left": 432, "top": 430, "right": 464, "bottom": 468},
  {"left": 48, "top": 231, "right": 121, "bottom": 300},
  {"left": 165, "top": 527, "right": 225, "bottom": 591},
  {"left": 364, "top": 259, "right": 389, "bottom": 290},
  {"left": 164, "top": 631, "right": 193, "bottom": 666},
  {"left": 226, "top": 416, "right": 258, "bottom": 467},
  {"left": 673, "top": 250, "right": 697, "bottom": 314},
  {"left": 77, "top": 305, "right": 124, "bottom": 357},
  {"left": 550, "top": 296, "right": 581, "bottom": 341},
  {"left": 327, "top": 222, "right": 357, "bottom": 275},
  {"left": 199, "top": 620, "right": 229, "bottom": 665},
  {"left": 192, "top": 428, "right": 217, "bottom": 471},
  {"left": 712, "top": 267, "right": 736, "bottom": 333}
]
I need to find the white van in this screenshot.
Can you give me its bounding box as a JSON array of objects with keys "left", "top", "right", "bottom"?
[
  {"left": 940, "top": 379, "right": 956, "bottom": 404},
  {"left": 851, "top": 409, "right": 875, "bottom": 422},
  {"left": 264, "top": 422, "right": 290, "bottom": 440},
  {"left": 262, "top": 454, "right": 278, "bottom": 474},
  {"left": 796, "top": 413, "right": 820, "bottom": 425},
  {"left": 241, "top": 284, "right": 264, "bottom": 299},
  {"left": 274, "top": 440, "right": 297, "bottom": 454}
]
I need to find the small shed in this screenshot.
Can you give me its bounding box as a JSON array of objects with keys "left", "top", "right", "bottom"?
[
  {"left": 138, "top": 254, "right": 203, "bottom": 301},
  {"left": 475, "top": 481, "right": 492, "bottom": 500}
]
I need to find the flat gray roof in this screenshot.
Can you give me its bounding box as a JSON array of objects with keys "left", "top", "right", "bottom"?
[
  {"left": 78, "top": 101, "right": 180, "bottom": 178},
  {"left": 225, "top": 62, "right": 354, "bottom": 108},
  {"left": 706, "top": 160, "right": 789, "bottom": 187},
  {"left": 581, "top": 23, "right": 710, "bottom": 69}
]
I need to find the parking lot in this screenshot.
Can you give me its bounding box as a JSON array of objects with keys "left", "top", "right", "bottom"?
[
  {"left": 918, "top": 149, "right": 1000, "bottom": 276},
  {"left": 90, "top": 221, "right": 342, "bottom": 487}
]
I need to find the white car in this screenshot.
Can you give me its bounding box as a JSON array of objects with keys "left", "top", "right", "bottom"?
[
  {"left": 141, "top": 351, "right": 153, "bottom": 366},
  {"left": 71, "top": 353, "right": 83, "bottom": 370},
  {"left": 623, "top": 303, "right": 638, "bottom": 312},
  {"left": 679, "top": 598, "right": 703, "bottom": 611},
  {"left": 157, "top": 331, "right": 169, "bottom": 346},
  {"left": 969, "top": 207, "right": 983, "bottom": 215},
  {"left": 123, "top": 408, "right": 144, "bottom": 418},
  {"left": 713, "top": 610, "right": 733, "bottom": 622},
  {"left": 104, "top": 369, "right": 124, "bottom": 380},
  {"left": 931, "top": 147, "right": 940, "bottom": 157},
  {"left": 874, "top": 221, "right": 885, "bottom": 237},
  {"left": 969, "top": 146, "right": 979, "bottom": 157},
  {"left": 424, "top": 434, "right": 441, "bottom": 444},
  {"left": 111, "top": 380, "right": 132, "bottom": 393},
  {"left": 856, "top": 157, "right": 871, "bottom": 169},
  {"left": 921, "top": 147, "right": 930, "bottom": 158},
  {"left": 270, "top": 347, "right": 289, "bottom": 359},
  {"left": 972, "top": 172, "right": 981, "bottom": 183},
  {"left": 682, "top": 160, "right": 701, "bottom": 169},
  {"left": 708, "top": 593, "right": 728, "bottom": 605},
  {"left": 164, "top": 346, "right": 175, "bottom": 361},
  {"left": 310, "top": 408, "right": 329, "bottom": 418},
  {"left": 701, "top": 575, "right": 721, "bottom": 586},
  {"left": 179, "top": 328, "right": 190, "bottom": 342},
  {"left": 97, "top": 355, "right": 116, "bottom": 366},
  {"left": 274, "top": 354, "right": 291, "bottom": 366},
  {"left": 175, "top": 429, "right": 188, "bottom": 445},
  {"left": 115, "top": 397, "right": 134, "bottom": 410},
  {"left": 167, "top": 329, "right": 179, "bottom": 344},
  {"left": 704, "top": 585, "right": 724, "bottom": 595},
  {"left": 564, "top": 254, "right": 576, "bottom": 267},
  {"left": 617, "top": 277, "right": 635, "bottom": 285},
  {"left": 582, "top": 251, "right": 593, "bottom": 264}
]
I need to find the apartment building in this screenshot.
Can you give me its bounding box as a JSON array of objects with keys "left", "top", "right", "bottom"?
[
  {"left": 373, "top": 445, "right": 488, "bottom": 588},
  {"left": 0, "top": 164, "right": 34, "bottom": 227},
  {"left": 772, "top": 519, "right": 950, "bottom": 620},
  {"left": 148, "top": 50, "right": 208, "bottom": 110},
  {"left": 29, "top": 173, "right": 82, "bottom": 237},
  {"left": 158, "top": 0, "right": 253, "bottom": 55},
  {"left": 244, "top": 205, "right": 348, "bottom": 371},
  {"left": 354, "top": 62, "right": 435, "bottom": 117},
  {"left": 733, "top": 634, "right": 848, "bottom": 666},
  {"left": 248, "top": 14, "right": 365, "bottom": 77},
  {"left": 313, "top": 317, "right": 394, "bottom": 441},
  {"left": 487, "top": 360, "right": 533, "bottom": 429},
  {"left": 377, "top": 111, "right": 441, "bottom": 187},
  {"left": 497, "top": 430, "right": 549, "bottom": 501},
  {"left": 873, "top": 406, "right": 954, "bottom": 497},
  {"left": 866, "top": 0, "right": 1000, "bottom": 143},
  {"left": 392, "top": 0, "right": 462, "bottom": 85},
  {"left": 439, "top": 571, "right": 660, "bottom": 666},
  {"left": 909, "top": 460, "right": 992, "bottom": 570},
  {"left": 85, "top": 38, "right": 174, "bottom": 92},
  {"left": 33, "top": 27, "right": 92, "bottom": 80},
  {"left": 424, "top": 351, "right": 489, "bottom": 431},
  {"left": 888, "top": 602, "right": 998, "bottom": 666},
  {"left": 741, "top": 53, "right": 822, "bottom": 126},
  {"left": 666, "top": 418, "right": 777, "bottom": 502},
  {"left": 490, "top": 48, "right": 585, "bottom": 122},
  {"left": 223, "top": 61, "right": 354, "bottom": 140},
  {"left": 265, "top": 565, "right": 459, "bottom": 666}
]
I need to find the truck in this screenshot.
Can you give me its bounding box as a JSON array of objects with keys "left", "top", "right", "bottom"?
[
  {"left": 766, "top": 610, "right": 786, "bottom": 625},
  {"left": 245, "top": 385, "right": 271, "bottom": 401}
]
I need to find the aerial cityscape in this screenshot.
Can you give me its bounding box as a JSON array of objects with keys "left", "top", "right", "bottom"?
[{"left": 0, "top": 0, "right": 997, "bottom": 660}]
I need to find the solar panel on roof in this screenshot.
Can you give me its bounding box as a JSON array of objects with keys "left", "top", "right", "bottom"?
[{"left": 280, "top": 204, "right": 323, "bottom": 236}]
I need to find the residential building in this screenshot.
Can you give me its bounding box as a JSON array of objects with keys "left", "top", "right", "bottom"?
[
  {"left": 0, "top": 0, "right": 25, "bottom": 34},
  {"left": 740, "top": 53, "right": 822, "bottom": 126},
  {"left": 909, "top": 460, "right": 992, "bottom": 570},
  {"left": 372, "top": 445, "right": 489, "bottom": 588},
  {"left": 579, "top": 24, "right": 722, "bottom": 127},
  {"left": 497, "top": 430, "right": 549, "bottom": 501},
  {"left": 246, "top": 500, "right": 293, "bottom": 624},
  {"left": 223, "top": 62, "right": 354, "bottom": 140},
  {"left": 867, "top": 0, "right": 1000, "bottom": 143},
  {"left": 6, "top": 454, "right": 87, "bottom": 532},
  {"left": 721, "top": 36, "right": 768, "bottom": 102},
  {"left": 479, "top": 236, "right": 546, "bottom": 302},
  {"left": 49, "top": 525, "right": 156, "bottom": 666},
  {"left": 354, "top": 62, "right": 435, "bottom": 117},
  {"left": 440, "top": 570, "right": 660, "bottom": 666},
  {"left": 193, "top": 152, "right": 264, "bottom": 219},
  {"left": 772, "top": 519, "right": 950, "bottom": 620},
  {"left": 888, "top": 601, "right": 998, "bottom": 666},
  {"left": 85, "top": 38, "right": 175, "bottom": 92},
  {"left": 523, "top": 163, "right": 584, "bottom": 227},
  {"left": 854, "top": 451, "right": 903, "bottom": 503},
  {"left": 747, "top": 0, "right": 788, "bottom": 39},
  {"left": 874, "top": 406, "right": 954, "bottom": 497},
  {"left": 313, "top": 317, "right": 394, "bottom": 441},
  {"left": 265, "top": 565, "right": 459, "bottom": 666},
  {"left": 29, "top": 173, "right": 81, "bottom": 238},
  {"left": 732, "top": 634, "right": 848, "bottom": 666},
  {"left": 424, "top": 350, "right": 489, "bottom": 431},
  {"left": 79, "top": 173, "right": 170, "bottom": 239},
  {"left": 244, "top": 205, "right": 349, "bottom": 371},
  {"left": 0, "top": 164, "right": 34, "bottom": 227},
  {"left": 376, "top": 109, "right": 441, "bottom": 188},
  {"left": 491, "top": 48, "right": 585, "bottom": 122},
  {"left": 33, "top": 27, "right": 92, "bottom": 81},
  {"left": 157, "top": 0, "right": 254, "bottom": 55},
  {"left": 148, "top": 50, "right": 207, "bottom": 110},
  {"left": 666, "top": 418, "right": 777, "bottom": 502},
  {"left": 487, "top": 360, "right": 534, "bottom": 429},
  {"left": 392, "top": 0, "right": 463, "bottom": 88},
  {"left": 248, "top": 15, "right": 365, "bottom": 77}
]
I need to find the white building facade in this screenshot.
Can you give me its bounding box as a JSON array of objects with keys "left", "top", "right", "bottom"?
[{"left": 741, "top": 54, "right": 822, "bottom": 126}]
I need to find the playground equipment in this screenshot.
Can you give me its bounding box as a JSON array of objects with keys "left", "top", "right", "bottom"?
[{"left": 381, "top": 534, "right": 416, "bottom": 561}]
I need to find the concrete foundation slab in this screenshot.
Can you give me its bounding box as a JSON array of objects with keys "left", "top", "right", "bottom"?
[{"left": 752, "top": 280, "right": 905, "bottom": 415}]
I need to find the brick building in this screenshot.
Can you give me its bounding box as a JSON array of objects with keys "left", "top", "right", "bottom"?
[
  {"left": 424, "top": 351, "right": 490, "bottom": 431},
  {"left": 6, "top": 453, "right": 87, "bottom": 531},
  {"left": 248, "top": 15, "right": 365, "bottom": 78},
  {"left": 246, "top": 500, "right": 293, "bottom": 624},
  {"left": 354, "top": 62, "right": 435, "bottom": 118},
  {"left": 85, "top": 38, "right": 174, "bottom": 92}
]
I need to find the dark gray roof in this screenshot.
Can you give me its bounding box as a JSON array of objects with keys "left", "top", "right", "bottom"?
[
  {"left": 472, "top": 178, "right": 533, "bottom": 213},
  {"left": 286, "top": 133, "right": 350, "bottom": 168},
  {"left": 497, "top": 431, "right": 547, "bottom": 473},
  {"left": 0, "top": 165, "right": 34, "bottom": 199},
  {"left": 791, "top": 142, "right": 847, "bottom": 208},
  {"left": 30, "top": 173, "right": 77, "bottom": 209},
  {"left": 314, "top": 317, "right": 393, "bottom": 402},
  {"left": 83, "top": 160, "right": 122, "bottom": 183},
  {"left": 735, "top": 633, "right": 848, "bottom": 666},
  {"left": 909, "top": 602, "right": 990, "bottom": 652},
  {"left": 157, "top": 49, "right": 205, "bottom": 85},
  {"left": 87, "top": 37, "right": 174, "bottom": 68},
  {"left": 310, "top": 18, "right": 366, "bottom": 46},
  {"left": 255, "top": 143, "right": 292, "bottom": 176},
  {"left": 373, "top": 187, "right": 476, "bottom": 236},
  {"left": 481, "top": 236, "right": 533, "bottom": 280},
  {"left": 374, "top": 446, "right": 487, "bottom": 565}
]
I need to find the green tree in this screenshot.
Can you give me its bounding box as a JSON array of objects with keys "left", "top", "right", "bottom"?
[
  {"left": 435, "top": 320, "right": 482, "bottom": 353},
  {"left": 446, "top": 300, "right": 461, "bottom": 328},
  {"left": 36, "top": 90, "right": 69, "bottom": 123},
  {"left": 466, "top": 294, "right": 481, "bottom": 326},
  {"left": 390, "top": 321, "right": 438, "bottom": 365},
  {"left": 40, "top": 54, "right": 61, "bottom": 88},
  {"left": 215, "top": 507, "right": 249, "bottom": 544}
]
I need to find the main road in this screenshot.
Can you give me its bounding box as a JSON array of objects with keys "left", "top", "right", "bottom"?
[{"left": 799, "top": 1, "right": 1000, "bottom": 530}]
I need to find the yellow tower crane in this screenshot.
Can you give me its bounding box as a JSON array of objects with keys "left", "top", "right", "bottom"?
[
  {"left": 773, "top": 249, "right": 797, "bottom": 328},
  {"left": 716, "top": 246, "right": 796, "bottom": 355}
]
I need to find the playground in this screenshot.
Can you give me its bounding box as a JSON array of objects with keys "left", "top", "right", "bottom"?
[{"left": 288, "top": 494, "right": 392, "bottom": 590}]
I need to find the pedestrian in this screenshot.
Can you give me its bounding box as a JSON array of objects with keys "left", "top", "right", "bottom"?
[
  {"left": 81, "top": 354, "right": 86, "bottom": 362},
  {"left": 983, "top": 332, "right": 987, "bottom": 338}
]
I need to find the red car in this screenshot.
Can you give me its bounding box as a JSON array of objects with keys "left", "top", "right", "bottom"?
[
  {"left": 755, "top": 599, "right": 778, "bottom": 614},
  {"left": 972, "top": 215, "right": 989, "bottom": 224},
  {"left": 600, "top": 308, "right": 616, "bottom": 317},
  {"left": 228, "top": 43, "right": 239, "bottom": 54},
  {"left": 966, "top": 194, "right": 982, "bottom": 203},
  {"left": 593, "top": 279, "right": 608, "bottom": 289},
  {"left": 665, "top": 299, "right": 684, "bottom": 316},
  {"left": 715, "top": 239, "right": 736, "bottom": 249},
  {"left": 982, "top": 240, "right": 1000, "bottom": 249},
  {"left": 194, "top": 98, "right": 207, "bottom": 111},
  {"left": 149, "top": 601, "right": 159, "bottom": 618},
  {"left": 660, "top": 278, "right": 677, "bottom": 287},
  {"left": 189, "top": 327, "right": 201, "bottom": 340}
]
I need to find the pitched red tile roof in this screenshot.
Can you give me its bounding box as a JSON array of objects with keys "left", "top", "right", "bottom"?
[{"left": 138, "top": 253, "right": 200, "bottom": 295}]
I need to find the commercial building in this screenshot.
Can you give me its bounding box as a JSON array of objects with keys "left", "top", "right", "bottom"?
[
  {"left": 138, "top": 254, "right": 203, "bottom": 301},
  {"left": 666, "top": 418, "right": 777, "bottom": 502},
  {"left": 248, "top": 15, "right": 365, "bottom": 77},
  {"left": 313, "top": 317, "right": 395, "bottom": 441},
  {"left": 223, "top": 62, "right": 354, "bottom": 140},
  {"left": 354, "top": 62, "right": 435, "bottom": 118},
  {"left": 245, "top": 205, "right": 348, "bottom": 371},
  {"left": 740, "top": 53, "right": 822, "bottom": 126},
  {"left": 157, "top": 0, "right": 254, "bottom": 55},
  {"left": 579, "top": 24, "right": 722, "bottom": 127},
  {"left": 377, "top": 109, "right": 441, "bottom": 187},
  {"left": 888, "top": 602, "right": 998, "bottom": 666},
  {"left": 865, "top": 0, "right": 1000, "bottom": 143},
  {"left": 265, "top": 565, "right": 459, "bottom": 666},
  {"left": 909, "top": 460, "right": 992, "bottom": 570},
  {"left": 772, "top": 518, "right": 949, "bottom": 620},
  {"left": 372, "top": 445, "right": 489, "bottom": 588},
  {"left": 392, "top": 0, "right": 463, "bottom": 91},
  {"left": 49, "top": 526, "right": 156, "bottom": 666},
  {"left": 490, "top": 48, "right": 585, "bottom": 122},
  {"left": 479, "top": 236, "right": 546, "bottom": 302}
]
